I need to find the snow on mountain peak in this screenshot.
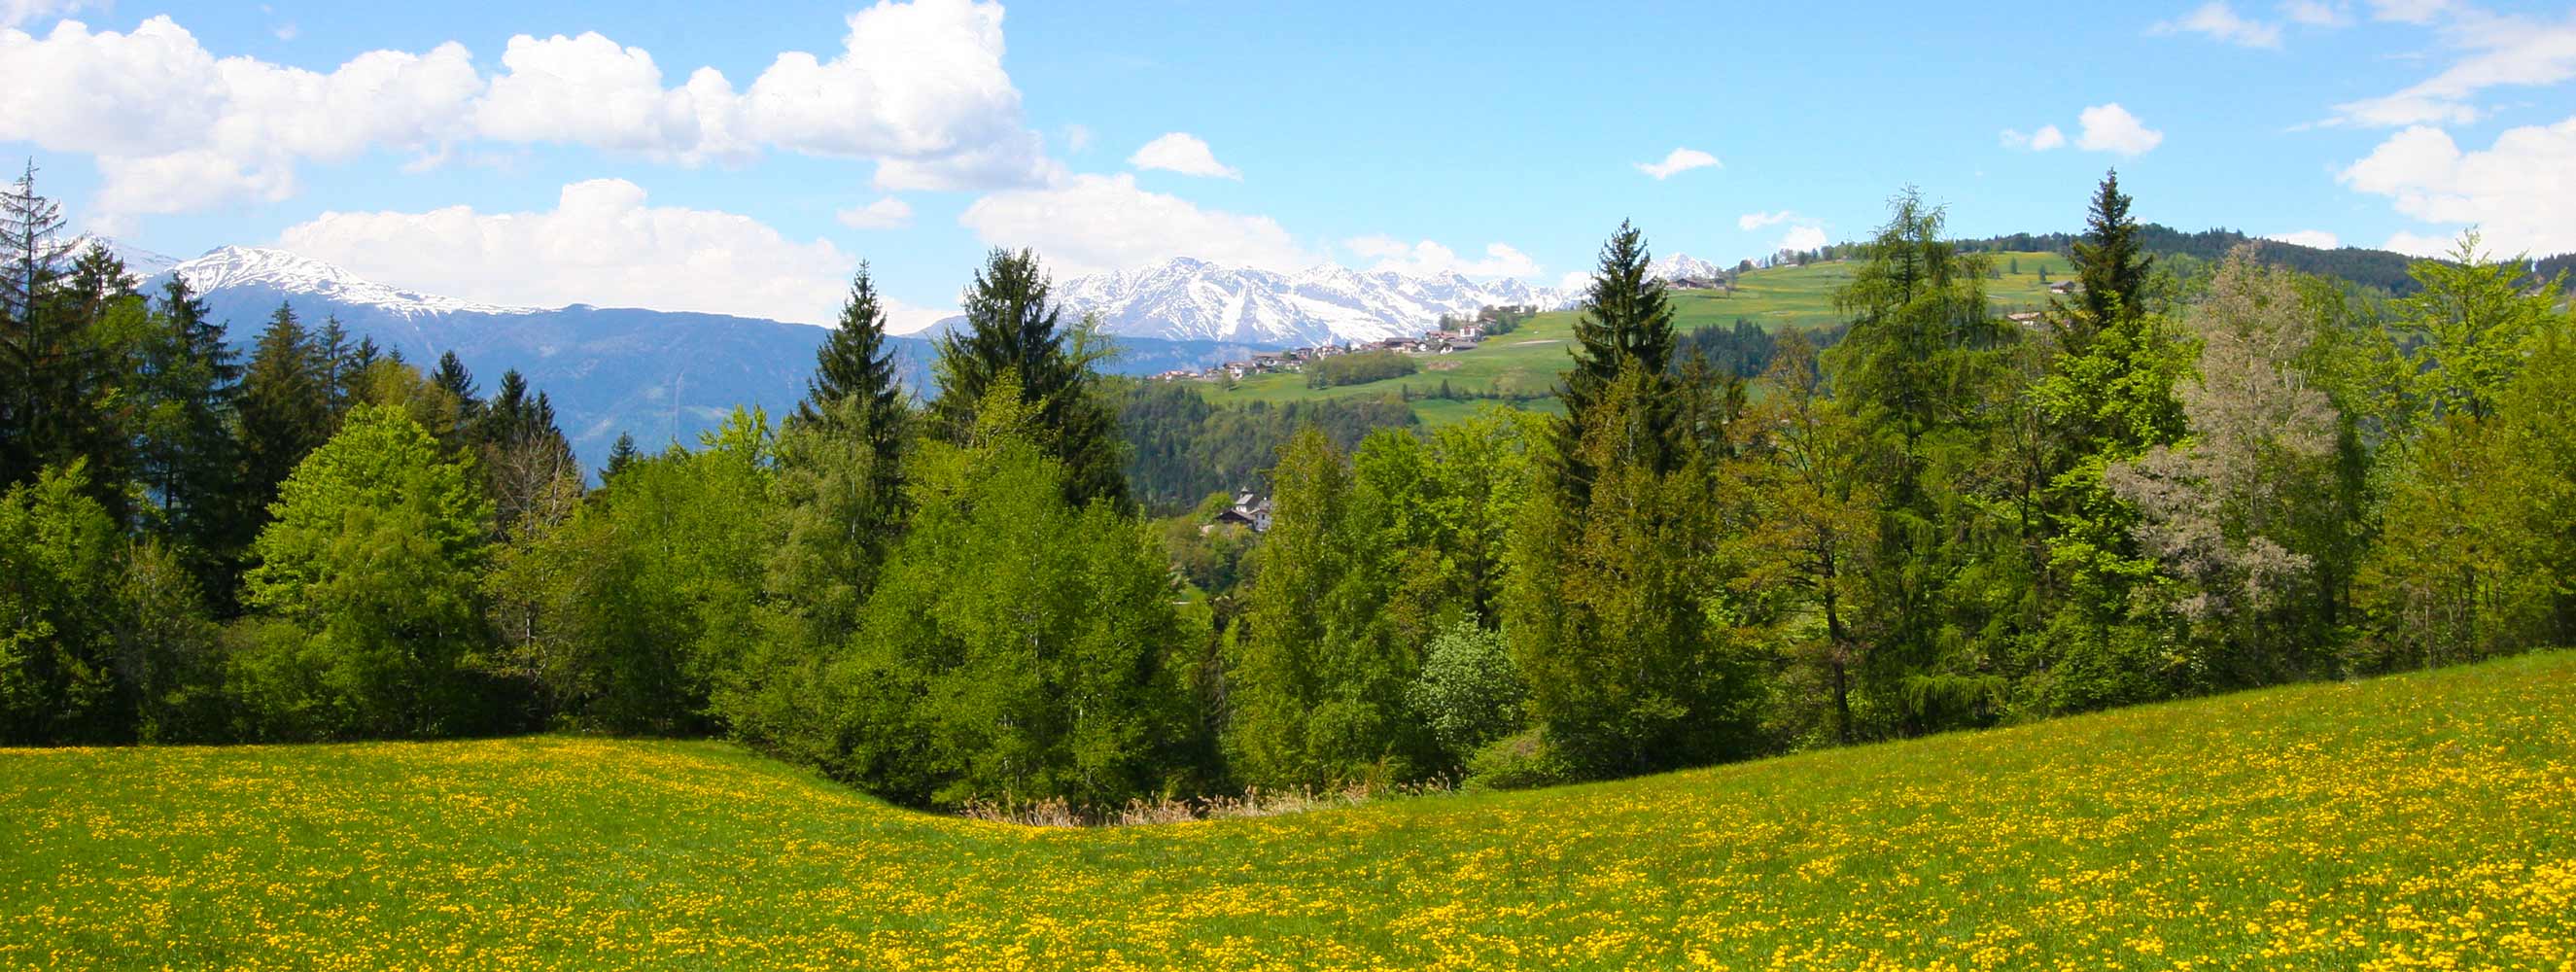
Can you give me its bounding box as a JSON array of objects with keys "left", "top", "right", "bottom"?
[
  {"left": 1050, "top": 259, "right": 1581, "bottom": 347},
  {"left": 167, "top": 246, "right": 541, "bottom": 318},
  {"left": 1649, "top": 253, "right": 1725, "bottom": 283}
]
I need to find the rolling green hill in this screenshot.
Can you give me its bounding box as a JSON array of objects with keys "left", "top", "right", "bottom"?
[
  {"left": 1191, "top": 251, "right": 2074, "bottom": 424},
  {"left": 5, "top": 650, "right": 2571, "bottom": 970}
]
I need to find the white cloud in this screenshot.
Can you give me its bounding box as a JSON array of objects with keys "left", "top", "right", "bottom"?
[
  {"left": 2338, "top": 116, "right": 2576, "bottom": 257},
  {"left": 2284, "top": 1, "right": 2346, "bottom": 25},
  {"left": 1556, "top": 270, "right": 1595, "bottom": 295},
  {"left": 2367, "top": 0, "right": 2452, "bottom": 24},
  {"left": 2326, "top": 7, "right": 2576, "bottom": 126},
  {"left": 277, "top": 179, "right": 861, "bottom": 325},
  {"left": 1344, "top": 237, "right": 1542, "bottom": 280},
  {"left": 1737, "top": 210, "right": 1799, "bottom": 230},
  {"left": 1063, "top": 123, "right": 1093, "bottom": 153},
  {"left": 2284, "top": 1, "right": 2351, "bottom": 26},
  {"left": 2265, "top": 229, "right": 2343, "bottom": 248},
  {"left": 2154, "top": 2, "right": 2284, "bottom": 48},
  {"left": 1778, "top": 225, "right": 1829, "bottom": 253},
  {"left": 0, "top": 0, "right": 87, "bottom": 28},
  {"left": 1634, "top": 147, "right": 1720, "bottom": 180},
  {"left": 1128, "top": 131, "right": 1240, "bottom": 179},
  {"left": 2076, "top": 104, "right": 2166, "bottom": 156},
  {"left": 0, "top": 1, "right": 1053, "bottom": 220},
  {"left": 2380, "top": 230, "right": 2459, "bottom": 257},
  {"left": 2002, "top": 125, "right": 2068, "bottom": 151},
  {"left": 957, "top": 172, "right": 1312, "bottom": 277},
  {"left": 835, "top": 195, "right": 912, "bottom": 229}
]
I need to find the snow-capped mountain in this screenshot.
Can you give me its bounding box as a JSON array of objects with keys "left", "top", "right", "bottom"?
[
  {"left": 1038, "top": 258, "right": 1582, "bottom": 347},
  {"left": 171, "top": 246, "right": 541, "bottom": 318},
  {"left": 132, "top": 245, "right": 1249, "bottom": 470},
  {"left": 55, "top": 235, "right": 182, "bottom": 279},
  {"left": 1649, "top": 254, "right": 1725, "bottom": 283}
]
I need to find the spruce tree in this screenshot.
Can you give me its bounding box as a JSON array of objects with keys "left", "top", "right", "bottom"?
[
  {"left": 236, "top": 303, "right": 332, "bottom": 535},
  {"left": 1555, "top": 221, "right": 1682, "bottom": 500},
  {"left": 429, "top": 351, "right": 482, "bottom": 448},
  {"left": 0, "top": 162, "right": 78, "bottom": 490},
  {"left": 138, "top": 275, "right": 245, "bottom": 601},
  {"left": 932, "top": 248, "right": 1127, "bottom": 508},
  {"left": 601, "top": 432, "right": 641, "bottom": 483},
  {"left": 793, "top": 263, "right": 910, "bottom": 519},
  {"left": 2058, "top": 169, "right": 2152, "bottom": 354}
]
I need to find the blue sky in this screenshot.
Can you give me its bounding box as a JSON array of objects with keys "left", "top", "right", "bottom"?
[{"left": 3, "top": 0, "right": 2571, "bottom": 328}]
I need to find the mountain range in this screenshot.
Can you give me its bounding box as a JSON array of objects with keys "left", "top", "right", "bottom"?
[
  {"left": 1017, "top": 257, "right": 1588, "bottom": 347},
  {"left": 133, "top": 246, "right": 1593, "bottom": 469}
]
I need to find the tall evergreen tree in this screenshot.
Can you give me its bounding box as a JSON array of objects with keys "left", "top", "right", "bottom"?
[
  {"left": 236, "top": 303, "right": 333, "bottom": 542},
  {"left": 136, "top": 275, "right": 245, "bottom": 601},
  {"left": 428, "top": 351, "right": 482, "bottom": 449},
  {"left": 932, "top": 248, "right": 1127, "bottom": 508},
  {"left": 1555, "top": 221, "right": 1681, "bottom": 498},
  {"left": 791, "top": 262, "right": 910, "bottom": 516},
  {"left": 601, "top": 432, "right": 641, "bottom": 483},
  {"left": 0, "top": 162, "right": 80, "bottom": 491}
]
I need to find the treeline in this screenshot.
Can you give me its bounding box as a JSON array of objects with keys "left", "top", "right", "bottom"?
[
  {"left": 1305, "top": 350, "right": 1419, "bottom": 389},
  {"left": 1962, "top": 224, "right": 2425, "bottom": 295},
  {"left": 6, "top": 167, "right": 2572, "bottom": 816}
]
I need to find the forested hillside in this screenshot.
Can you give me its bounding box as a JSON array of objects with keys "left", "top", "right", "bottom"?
[{"left": 4, "top": 165, "right": 2572, "bottom": 820}]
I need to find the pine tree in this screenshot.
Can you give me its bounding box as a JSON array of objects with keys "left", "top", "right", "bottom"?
[
  {"left": 0, "top": 162, "right": 79, "bottom": 490},
  {"left": 601, "top": 432, "right": 641, "bottom": 483},
  {"left": 932, "top": 248, "right": 1128, "bottom": 508},
  {"left": 792, "top": 262, "right": 910, "bottom": 512},
  {"left": 429, "top": 351, "right": 482, "bottom": 449},
  {"left": 136, "top": 275, "right": 245, "bottom": 602},
  {"left": 1555, "top": 221, "right": 1682, "bottom": 501},
  {"left": 236, "top": 303, "right": 332, "bottom": 538}
]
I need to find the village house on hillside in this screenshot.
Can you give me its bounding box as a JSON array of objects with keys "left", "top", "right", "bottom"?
[{"left": 1205, "top": 490, "right": 1272, "bottom": 534}]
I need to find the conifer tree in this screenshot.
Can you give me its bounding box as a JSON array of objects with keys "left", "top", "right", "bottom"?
[
  {"left": 0, "top": 162, "right": 78, "bottom": 490},
  {"left": 137, "top": 275, "right": 244, "bottom": 599},
  {"left": 932, "top": 248, "right": 1127, "bottom": 508},
  {"left": 601, "top": 432, "right": 641, "bottom": 483},
  {"left": 792, "top": 262, "right": 910, "bottom": 513},
  {"left": 236, "top": 303, "right": 332, "bottom": 535},
  {"left": 1555, "top": 221, "right": 1682, "bottom": 501}
]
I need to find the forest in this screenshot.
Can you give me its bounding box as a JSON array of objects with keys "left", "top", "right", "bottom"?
[{"left": 4, "top": 167, "right": 2571, "bottom": 814}]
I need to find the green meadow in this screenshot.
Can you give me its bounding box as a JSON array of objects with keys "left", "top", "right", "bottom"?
[{"left": 5, "top": 650, "right": 2570, "bottom": 971}]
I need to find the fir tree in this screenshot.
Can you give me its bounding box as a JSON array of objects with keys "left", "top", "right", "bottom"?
[
  {"left": 137, "top": 275, "right": 245, "bottom": 601},
  {"left": 932, "top": 248, "right": 1128, "bottom": 508},
  {"left": 0, "top": 161, "right": 79, "bottom": 490},
  {"left": 236, "top": 303, "right": 332, "bottom": 534},
  {"left": 792, "top": 263, "right": 910, "bottom": 512},
  {"left": 601, "top": 432, "right": 641, "bottom": 483},
  {"left": 1555, "top": 221, "right": 1682, "bottom": 501}
]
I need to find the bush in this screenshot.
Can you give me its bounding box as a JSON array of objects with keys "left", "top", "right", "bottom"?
[
  {"left": 1406, "top": 619, "right": 1524, "bottom": 764},
  {"left": 1463, "top": 729, "right": 1573, "bottom": 791}
]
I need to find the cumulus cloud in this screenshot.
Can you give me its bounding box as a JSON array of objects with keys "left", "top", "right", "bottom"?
[
  {"left": 835, "top": 195, "right": 912, "bottom": 229},
  {"left": 2001, "top": 125, "right": 2069, "bottom": 151},
  {"left": 276, "top": 179, "right": 863, "bottom": 325},
  {"left": 2003, "top": 105, "right": 2158, "bottom": 156},
  {"left": 1777, "top": 225, "right": 1829, "bottom": 253},
  {"left": 2075, "top": 104, "right": 2166, "bottom": 156},
  {"left": 2152, "top": 2, "right": 2284, "bottom": 48},
  {"left": 0, "top": 0, "right": 88, "bottom": 28},
  {"left": 1634, "top": 148, "right": 1720, "bottom": 180},
  {"left": 2325, "top": 6, "right": 2576, "bottom": 126},
  {"left": 0, "top": 1, "right": 1052, "bottom": 220},
  {"left": 1344, "top": 237, "right": 1542, "bottom": 280},
  {"left": 2265, "top": 229, "right": 2344, "bottom": 248},
  {"left": 1128, "top": 131, "right": 1240, "bottom": 179},
  {"left": 2338, "top": 116, "right": 2576, "bottom": 257},
  {"left": 957, "top": 173, "right": 1312, "bottom": 277}
]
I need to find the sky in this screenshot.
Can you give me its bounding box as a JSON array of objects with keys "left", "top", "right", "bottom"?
[{"left": 2, "top": 0, "right": 2571, "bottom": 330}]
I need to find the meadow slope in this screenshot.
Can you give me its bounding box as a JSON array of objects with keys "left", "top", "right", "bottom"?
[{"left": 4, "top": 652, "right": 2573, "bottom": 971}]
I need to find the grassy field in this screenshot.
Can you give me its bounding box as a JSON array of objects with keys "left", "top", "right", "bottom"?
[
  {"left": 5, "top": 652, "right": 2573, "bottom": 970},
  {"left": 1193, "top": 251, "right": 2075, "bottom": 425}
]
